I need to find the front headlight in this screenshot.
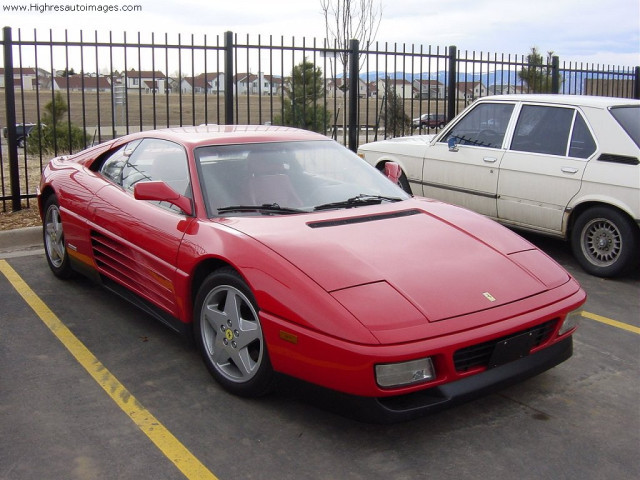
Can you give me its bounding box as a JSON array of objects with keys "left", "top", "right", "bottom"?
[
  {"left": 558, "top": 309, "right": 582, "bottom": 336},
  {"left": 375, "top": 357, "right": 435, "bottom": 388}
]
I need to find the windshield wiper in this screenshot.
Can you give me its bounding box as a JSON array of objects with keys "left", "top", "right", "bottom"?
[
  {"left": 217, "top": 203, "right": 307, "bottom": 215},
  {"left": 313, "top": 194, "right": 403, "bottom": 211}
]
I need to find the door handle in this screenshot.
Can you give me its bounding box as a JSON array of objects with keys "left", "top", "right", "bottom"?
[
  {"left": 561, "top": 167, "right": 579, "bottom": 174},
  {"left": 483, "top": 157, "right": 497, "bottom": 163}
]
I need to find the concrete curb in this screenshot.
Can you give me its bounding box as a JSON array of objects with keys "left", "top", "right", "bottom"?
[{"left": 0, "top": 226, "right": 42, "bottom": 251}]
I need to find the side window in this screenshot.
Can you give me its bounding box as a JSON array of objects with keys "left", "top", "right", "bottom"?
[
  {"left": 441, "top": 103, "right": 514, "bottom": 149},
  {"left": 121, "top": 138, "right": 191, "bottom": 198},
  {"left": 99, "top": 139, "right": 142, "bottom": 184},
  {"left": 510, "top": 105, "right": 574, "bottom": 156},
  {"left": 569, "top": 113, "right": 597, "bottom": 158}
]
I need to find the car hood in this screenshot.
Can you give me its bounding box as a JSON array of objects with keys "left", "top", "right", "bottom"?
[
  {"left": 222, "top": 198, "right": 570, "bottom": 324},
  {"left": 361, "top": 134, "right": 435, "bottom": 148}
]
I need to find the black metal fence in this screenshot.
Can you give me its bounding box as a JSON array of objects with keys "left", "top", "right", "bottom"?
[{"left": 2, "top": 27, "right": 639, "bottom": 211}]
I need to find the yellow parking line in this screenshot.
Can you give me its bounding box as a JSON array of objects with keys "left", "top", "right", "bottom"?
[
  {"left": 0, "top": 260, "right": 218, "bottom": 480},
  {"left": 581, "top": 310, "right": 640, "bottom": 335}
]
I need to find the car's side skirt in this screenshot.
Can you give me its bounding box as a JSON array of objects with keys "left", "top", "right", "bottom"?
[
  {"left": 101, "top": 276, "right": 190, "bottom": 337},
  {"left": 69, "top": 254, "right": 191, "bottom": 338}
]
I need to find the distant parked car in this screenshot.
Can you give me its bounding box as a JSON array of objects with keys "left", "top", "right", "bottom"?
[
  {"left": 412, "top": 113, "right": 446, "bottom": 129},
  {"left": 359, "top": 94, "right": 640, "bottom": 278},
  {"left": 2, "top": 123, "right": 37, "bottom": 147}
]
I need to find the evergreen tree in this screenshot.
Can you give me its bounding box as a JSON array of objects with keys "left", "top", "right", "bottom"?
[
  {"left": 27, "top": 91, "right": 86, "bottom": 154},
  {"left": 519, "top": 47, "right": 557, "bottom": 93},
  {"left": 276, "top": 60, "right": 330, "bottom": 133},
  {"left": 380, "top": 79, "right": 411, "bottom": 138}
]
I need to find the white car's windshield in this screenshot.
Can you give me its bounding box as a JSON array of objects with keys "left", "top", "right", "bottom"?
[{"left": 195, "top": 140, "right": 409, "bottom": 216}]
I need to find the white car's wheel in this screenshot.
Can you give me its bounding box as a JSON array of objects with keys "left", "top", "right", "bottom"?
[
  {"left": 194, "top": 268, "right": 275, "bottom": 397},
  {"left": 571, "top": 206, "right": 639, "bottom": 277}
]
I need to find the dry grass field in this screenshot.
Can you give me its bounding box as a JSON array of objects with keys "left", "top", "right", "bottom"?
[{"left": 1, "top": 89, "right": 450, "bottom": 131}]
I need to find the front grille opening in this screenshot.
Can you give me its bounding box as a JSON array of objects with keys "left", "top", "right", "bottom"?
[{"left": 453, "top": 319, "right": 558, "bottom": 372}]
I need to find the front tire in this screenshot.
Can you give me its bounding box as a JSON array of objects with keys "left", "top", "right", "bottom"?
[
  {"left": 571, "top": 206, "right": 639, "bottom": 277},
  {"left": 193, "top": 268, "right": 274, "bottom": 397},
  {"left": 398, "top": 171, "right": 412, "bottom": 195},
  {"left": 43, "top": 195, "right": 73, "bottom": 279}
]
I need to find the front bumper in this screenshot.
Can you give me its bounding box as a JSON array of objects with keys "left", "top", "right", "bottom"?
[{"left": 294, "top": 336, "right": 573, "bottom": 424}]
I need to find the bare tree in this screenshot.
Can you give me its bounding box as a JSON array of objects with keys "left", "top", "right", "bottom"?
[
  {"left": 320, "top": 0, "right": 383, "bottom": 69},
  {"left": 320, "top": 0, "right": 383, "bottom": 142}
]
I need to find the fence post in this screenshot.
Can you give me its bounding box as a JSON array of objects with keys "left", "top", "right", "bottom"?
[
  {"left": 348, "top": 39, "right": 359, "bottom": 152},
  {"left": 447, "top": 46, "right": 457, "bottom": 123},
  {"left": 634, "top": 66, "right": 640, "bottom": 100},
  {"left": 2, "top": 26, "right": 21, "bottom": 212},
  {"left": 551, "top": 55, "right": 560, "bottom": 94},
  {"left": 224, "top": 31, "right": 234, "bottom": 125}
]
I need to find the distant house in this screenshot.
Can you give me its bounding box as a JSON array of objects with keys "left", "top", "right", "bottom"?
[
  {"left": 456, "top": 81, "right": 487, "bottom": 101},
  {"left": 366, "top": 81, "right": 378, "bottom": 98},
  {"left": 487, "top": 84, "right": 523, "bottom": 95},
  {"left": 121, "top": 69, "right": 168, "bottom": 94},
  {"left": 52, "top": 75, "right": 111, "bottom": 92},
  {"left": 234, "top": 73, "right": 280, "bottom": 95},
  {"left": 0, "top": 67, "right": 49, "bottom": 90},
  {"left": 180, "top": 73, "right": 225, "bottom": 94},
  {"left": 412, "top": 79, "right": 445, "bottom": 99},
  {"left": 325, "top": 77, "right": 368, "bottom": 98},
  {"left": 391, "top": 78, "right": 413, "bottom": 99},
  {"left": 374, "top": 78, "right": 413, "bottom": 99}
]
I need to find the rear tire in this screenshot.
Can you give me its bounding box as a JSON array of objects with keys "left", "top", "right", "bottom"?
[
  {"left": 571, "top": 206, "right": 639, "bottom": 277},
  {"left": 43, "top": 195, "right": 73, "bottom": 279}
]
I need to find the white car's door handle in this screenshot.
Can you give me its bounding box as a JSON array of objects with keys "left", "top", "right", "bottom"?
[
  {"left": 483, "top": 157, "right": 497, "bottom": 163},
  {"left": 561, "top": 167, "right": 579, "bottom": 174}
]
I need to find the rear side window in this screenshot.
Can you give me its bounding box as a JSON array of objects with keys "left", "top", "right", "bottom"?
[
  {"left": 510, "top": 105, "right": 574, "bottom": 156},
  {"left": 568, "top": 113, "right": 597, "bottom": 158},
  {"left": 100, "top": 139, "right": 142, "bottom": 184},
  {"left": 510, "top": 105, "right": 597, "bottom": 159},
  {"left": 610, "top": 106, "right": 640, "bottom": 148},
  {"left": 441, "top": 102, "right": 514, "bottom": 149}
]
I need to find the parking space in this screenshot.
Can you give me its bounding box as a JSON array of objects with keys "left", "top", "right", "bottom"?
[{"left": 1, "top": 235, "right": 638, "bottom": 480}]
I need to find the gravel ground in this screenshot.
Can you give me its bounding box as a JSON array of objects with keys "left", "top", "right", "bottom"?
[{"left": 0, "top": 206, "right": 41, "bottom": 231}]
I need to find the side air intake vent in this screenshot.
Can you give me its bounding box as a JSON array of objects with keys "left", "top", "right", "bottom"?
[{"left": 307, "top": 209, "right": 422, "bottom": 229}]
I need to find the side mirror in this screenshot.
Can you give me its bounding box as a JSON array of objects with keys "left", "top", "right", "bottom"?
[
  {"left": 447, "top": 137, "right": 459, "bottom": 152},
  {"left": 134, "top": 181, "right": 193, "bottom": 216},
  {"left": 383, "top": 162, "right": 402, "bottom": 184}
]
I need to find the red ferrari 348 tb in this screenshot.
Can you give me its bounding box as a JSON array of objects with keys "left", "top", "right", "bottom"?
[{"left": 38, "top": 125, "right": 585, "bottom": 422}]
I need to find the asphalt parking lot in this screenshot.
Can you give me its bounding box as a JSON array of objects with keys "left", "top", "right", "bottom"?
[{"left": 1, "top": 229, "right": 638, "bottom": 480}]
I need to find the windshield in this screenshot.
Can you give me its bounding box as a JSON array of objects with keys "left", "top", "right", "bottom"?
[
  {"left": 610, "top": 106, "right": 640, "bottom": 148},
  {"left": 195, "top": 140, "right": 409, "bottom": 216}
]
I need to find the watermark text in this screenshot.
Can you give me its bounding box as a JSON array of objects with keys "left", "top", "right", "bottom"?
[{"left": 2, "top": 2, "right": 143, "bottom": 14}]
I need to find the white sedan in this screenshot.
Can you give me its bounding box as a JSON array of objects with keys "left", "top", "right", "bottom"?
[{"left": 358, "top": 94, "right": 640, "bottom": 277}]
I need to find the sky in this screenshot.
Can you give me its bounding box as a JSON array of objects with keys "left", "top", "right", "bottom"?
[{"left": 1, "top": 0, "right": 639, "bottom": 67}]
